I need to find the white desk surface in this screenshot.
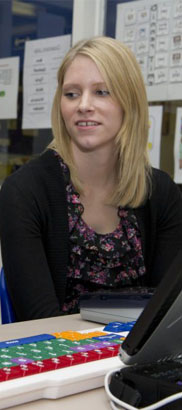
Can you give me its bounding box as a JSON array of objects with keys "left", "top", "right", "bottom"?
[{"left": 0, "top": 314, "right": 115, "bottom": 410}]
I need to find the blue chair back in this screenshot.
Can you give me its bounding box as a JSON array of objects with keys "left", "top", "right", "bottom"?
[{"left": 0, "top": 267, "right": 15, "bottom": 324}]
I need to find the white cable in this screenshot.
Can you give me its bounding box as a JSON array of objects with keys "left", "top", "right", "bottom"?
[{"left": 105, "top": 369, "right": 182, "bottom": 410}]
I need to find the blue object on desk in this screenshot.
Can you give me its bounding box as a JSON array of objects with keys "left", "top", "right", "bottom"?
[
  {"left": 0, "top": 267, "right": 15, "bottom": 324},
  {"left": 104, "top": 321, "right": 135, "bottom": 333}
]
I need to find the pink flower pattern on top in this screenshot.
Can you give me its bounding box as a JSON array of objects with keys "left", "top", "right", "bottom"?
[{"left": 55, "top": 153, "right": 146, "bottom": 314}]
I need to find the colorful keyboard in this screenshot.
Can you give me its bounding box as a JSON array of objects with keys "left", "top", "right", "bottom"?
[{"left": 0, "top": 321, "right": 134, "bottom": 409}]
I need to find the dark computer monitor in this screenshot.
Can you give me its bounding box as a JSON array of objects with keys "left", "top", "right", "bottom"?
[{"left": 120, "top": 250, "right": 182, "bottom": 365}]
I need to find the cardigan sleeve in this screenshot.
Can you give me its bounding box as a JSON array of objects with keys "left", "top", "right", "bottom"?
[
  {"left": 148, "top": 170, "right": 182, "bottom": 286},
  {"left": 0, "top": 175, "right": 62, "bottom": 322}
]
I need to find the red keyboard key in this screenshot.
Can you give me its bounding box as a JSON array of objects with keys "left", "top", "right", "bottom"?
[
  {"left": 105, "top": 346, "right": 120, "bottom": 356},
  {"left": 91, "top": 347, "right": 118, "bottom": 360},
  {"left": 69, "top": 352, "right": 92, "bottom": 364},
  {"left": 61, "top": 354, "right": 85, "bottom": 366},
  {"left": 79, "top": 350, "right": 102, "bottom": 362},
  {"left": 0, "top": 366, "right": 24, "bottom": 381},
  {"left": 18, "top": 361, "right": 48, "bottom": 377},
  {"left": 43, "top": 357, "right": 69, "bottom": 370}
]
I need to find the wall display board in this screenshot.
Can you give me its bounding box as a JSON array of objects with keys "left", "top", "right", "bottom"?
[
  {"left": 174, "top": 107, "right": 182, "bottom": 183},
  {"left": 22, "top": 34, "right": 71, "bottom": 129},
  {"left": 148, "top": 105, "right": 163, "bottom": 168},
  {"left": 116, "top": 0, "right": 182, "bottom": 101},
  {"left": 0, "top": 56, "right": 19, "bottom": 119}
]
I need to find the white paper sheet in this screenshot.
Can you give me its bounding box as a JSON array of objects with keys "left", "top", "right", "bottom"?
[
  {"left": 174, "top": 107, "right": 182, "bottom": 182},
  {"left": 148, "top": 106, "right": 163, "bottom": 168},
  {"left": 0, "top": 57, "right": 19, "bottom": 119},
  {"left": 22, "top": 35, "right": 71, "bottom": 129},
  {"left": 116, "top": 0, "right": 182, "bottom": 101}
]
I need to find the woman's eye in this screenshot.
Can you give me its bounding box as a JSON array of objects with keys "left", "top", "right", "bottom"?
[
  {"left": 64, "top": 92, "right": 79, "bottom": 98},
  {"left": 96, "top": 90, "right": 110, "bottom": 96}
]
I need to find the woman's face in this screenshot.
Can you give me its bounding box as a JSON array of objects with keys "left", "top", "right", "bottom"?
[{"left": 60, "top": 55, "right": 123, "bottom": 154}]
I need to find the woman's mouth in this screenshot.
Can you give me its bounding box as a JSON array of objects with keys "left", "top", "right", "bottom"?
[{"left": 76, "top": 121, "right": 100, "bottom": 127}]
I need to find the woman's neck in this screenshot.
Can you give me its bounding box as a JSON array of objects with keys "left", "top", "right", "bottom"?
[{"left": 72, "top": 145, "right": 118, "bottom": 193}]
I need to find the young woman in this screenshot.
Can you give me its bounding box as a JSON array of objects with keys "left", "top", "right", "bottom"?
[{"left": 0, "top": 36, "right": 182, "bottom": 321}]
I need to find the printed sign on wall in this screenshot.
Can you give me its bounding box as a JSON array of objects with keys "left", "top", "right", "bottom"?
[
  {"left": 148, "top": 105, "right": 163, "bottom": 168},
  {"left": 22, "top": 34, "right": 71, "bottom": 129},
  {"left": 174, "top": 107, "right": 182, "bottom": 183},
  {"left": 116, "top": 0, "right": 182, "bottom": 101},
  {"left": 0, "top": 56, "right": 19, "bottom": 119}
]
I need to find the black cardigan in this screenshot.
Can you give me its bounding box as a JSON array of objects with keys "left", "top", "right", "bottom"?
[{"left": 0, "top": 149, "right": 182, "bottom": 322}]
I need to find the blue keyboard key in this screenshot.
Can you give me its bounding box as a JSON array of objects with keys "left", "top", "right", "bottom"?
[
  {"left": 93, "top": 333, "right": 121, "bottom": 341},
  {"left": 0, "top": 334, "right": 55, "bottom": 349},
  {"left": 104, "top": 321, "right": 135, "bottom": 333}
]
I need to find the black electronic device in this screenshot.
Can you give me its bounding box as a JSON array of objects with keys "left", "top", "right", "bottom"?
[
  {"left": 105, "top": 250, "right": 182, "bottom": 409},
  {"left": 80, "top": 287, "right": 153, "bottom": 324},
  {"left": 109, "top": 360, "right": 182, "bottom": 409},
  {"left": 119, "top": 250, "right": 182, "bottom": 365}
]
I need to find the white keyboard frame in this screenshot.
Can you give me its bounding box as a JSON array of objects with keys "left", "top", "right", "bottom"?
[{"left": 0, "top": 327, "right": 127, "bottom": 409}]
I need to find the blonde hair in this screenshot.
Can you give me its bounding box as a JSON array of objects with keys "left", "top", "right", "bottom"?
[{"left": 49, "top": 36, "right": 151, "bottom": 208}]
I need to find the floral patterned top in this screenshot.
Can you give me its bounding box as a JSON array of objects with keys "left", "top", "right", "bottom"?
[{"left": 56, "top": 154, "right": 146, "bottom": 314}]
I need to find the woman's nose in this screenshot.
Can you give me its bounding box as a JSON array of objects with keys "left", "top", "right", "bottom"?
[{"left": 78, "top": 92, "right": 94, "bottom": 112}]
